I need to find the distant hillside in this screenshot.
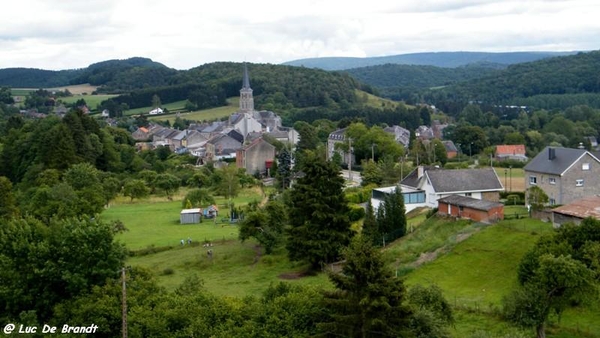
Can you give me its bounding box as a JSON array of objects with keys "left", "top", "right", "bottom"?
[
  {"left": 0, "top": 57, "right": 177, "bottom": 92},
  {"left": 71, "top": 57, "right": 178, "bottom": 93},
  {"left": 344, "top": 63, "right": 501, "bottom": 89},
  {"left": 283, "top": 51, "right": 578, "bottom": 70},
  {"left": 427, "top": 50, "right": 600, "bottom": 110},
  {"left": 0, "top": 68, "right": 81, "bottom": 88}
]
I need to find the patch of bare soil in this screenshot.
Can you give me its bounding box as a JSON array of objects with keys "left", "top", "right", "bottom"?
[
  {"left": 278, "top": 271, "right": 311, "bottom": 280},
  {"left": 411, "top": 228, "right": 480, "bottom": 268}
]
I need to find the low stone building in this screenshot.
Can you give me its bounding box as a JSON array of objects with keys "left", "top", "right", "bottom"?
[{"left": 551, "top": 195, "right": 600, "bottom": 227}]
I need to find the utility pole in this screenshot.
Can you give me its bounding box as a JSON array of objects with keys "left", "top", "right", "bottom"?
[
  {"left": 121, "top": 267, "right": 127, "bottom": 338},
  {"left": 348, "top": 137, "right": 353, "bottom": 183},
  {"left": 371, "top": 143, "right": 376, "bottom": 162}
]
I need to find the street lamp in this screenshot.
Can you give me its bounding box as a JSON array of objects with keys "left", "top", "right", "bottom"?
[
  {"left": 469, "top": 142, "right": 473, "bottom": 161},
  {"left": 509, "top": 165, "right": 512, "bottom": 192},
  {"left": 371, "top": 143, "right": 377, "bottom": 162}
]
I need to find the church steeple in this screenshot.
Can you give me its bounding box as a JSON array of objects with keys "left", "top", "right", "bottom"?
[{"left": 239, "top": 63, "right": 254, "bottom": 113}]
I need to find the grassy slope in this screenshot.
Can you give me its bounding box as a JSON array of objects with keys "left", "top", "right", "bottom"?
[
  {"left": 149, "top": 97, "right": 240, "bottom": 123},
  {"left": 355, "top": 89, "right": 415, "bottom": 110},
  {"left": 402, "top": 218, "right": 600, "bottom": 337}
]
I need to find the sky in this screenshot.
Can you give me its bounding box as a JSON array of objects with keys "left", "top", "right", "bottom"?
[{"left": 1, "top": 0, "right": 599, "bottom": 70}]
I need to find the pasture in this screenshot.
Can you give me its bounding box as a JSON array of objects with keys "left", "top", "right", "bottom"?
[
  {"left": 148, "top": 97, "right": 240, "bottom": 123},
  {"left": 58, "top": 94, "right": 117, "bottom": 111},
  {"left": 47, "top": 83, "right": 99, "bottom": 95},
  {"left": 494, "top": 166, "right": 525, "bottom": 192},
  {"left": 123, "top": 100, "right": 188, "bottom": 116},
  {"left": 104, "top": 186, "right": 600, "bottom": 336}
]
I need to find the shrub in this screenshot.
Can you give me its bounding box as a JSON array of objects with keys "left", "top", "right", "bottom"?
[
  {"left": 162, "top": 268, "right": 175, "bottom": 275},
  {"left": 348, "top": 206, "right": 366, "bottom": 222}
]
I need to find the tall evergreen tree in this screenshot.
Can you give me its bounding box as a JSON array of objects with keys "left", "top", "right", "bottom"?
[
  {"left": 319, "top": 236, "right": 412, "bottom": 337},
  {"left": 375, "top": 186, "right": 407, "bottom": 245},
  {"left": 362, "top": 201, "right": 378, "bottom": 244},
  {"left": 286, "top": 151, "right": 353, "bottom": 268}
]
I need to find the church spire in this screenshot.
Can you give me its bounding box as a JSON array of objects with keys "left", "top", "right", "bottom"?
[
  {"left": 242, "top": 62, "right": 251, "bottom": 89},
  {"left": 239, "top": 63, "right": 254, "bottom": 113}
]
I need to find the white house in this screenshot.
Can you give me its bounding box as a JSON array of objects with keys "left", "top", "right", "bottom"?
[
  {"left": 371, "top": 166, "right": 504, "bottom": 213},
  {"left": 149, "top": 107, "right": 164, "bottom": 115}
]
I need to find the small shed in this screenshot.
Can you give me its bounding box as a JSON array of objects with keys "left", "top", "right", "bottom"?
[
  {"left": 551, "top": 196, "right": 600, "bottom": 227},
  {"left": 438, "top": 195, "right": 504, "bottom": 223},
  {"left": 180, "top": 208, "right": 202, "bottom": 224}
]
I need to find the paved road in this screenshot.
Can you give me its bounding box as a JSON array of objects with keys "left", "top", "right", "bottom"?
[{"left": 340, "top": 170, "right": 362, "bottom": 186}]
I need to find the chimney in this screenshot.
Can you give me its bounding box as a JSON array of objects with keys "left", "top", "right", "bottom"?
[
  {"left": 417, "top": 166, "right": 424, "bottom": 179},
  {"left": 548, "top": 147, "right": 556, "bottom": 161}
]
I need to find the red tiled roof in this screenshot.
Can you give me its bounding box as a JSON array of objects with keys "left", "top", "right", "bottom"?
[
  {"left": 139, "top": 127, "right": 149, "bottom": 133},
  {"left": 496, "top": 144, "right": 526, "bottom": 155}
]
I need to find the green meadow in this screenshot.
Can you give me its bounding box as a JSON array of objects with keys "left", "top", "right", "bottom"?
[
  {"left": 103, "top": 186, "right": 599, "bottom": 337},
  {"left": 123, "top": 100, "right": 188, "bottom": 116},
  {"left": 58, "top": 94, "right": 117, "bottom": 111},
  {"left": 148, "top": 97, "right": 240, "bottom": 123}
]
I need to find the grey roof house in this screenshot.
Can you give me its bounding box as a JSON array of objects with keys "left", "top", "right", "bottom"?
[
  {"left": 524, "top": 146, "right": 600, "bottom": 205},
  {"left": 372, "top": 166, "right": 504, "bottom": 213}
]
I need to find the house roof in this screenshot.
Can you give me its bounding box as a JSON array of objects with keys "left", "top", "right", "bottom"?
[
  {"left": 438, "top": 195, "right": 504, "bottom": 211},
  {"left": 524, "top": 147, "right": 600, "bottom": 175},
  {"left": 328, "top": 128, "right": 347, "bottom": 141},
  {"left": 181, "top": 208, "right": 202, "bottom": 214},
  {"left": 139, "top": 127, "right": 149, "bottom": 133},
  {"left": 426, "top": 168, "right": 504, "bottom": 193},
  {"left": 401, "top": 166, "right": 440, "bottom": 188},
  {"left": 443, "top": 140, "right": 458, "bottom": 152},
  {"left": 552, "top": 196, "right": 600, "bottom": 219},
  {"left": 496, "top": 144, "right": 526, "bottom": 156},
  {"left": 242, "top": 137, "right": 275, "bottom": 151}
]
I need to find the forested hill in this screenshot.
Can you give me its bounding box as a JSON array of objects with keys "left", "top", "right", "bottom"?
[
  {"left": 0, "top": 68, "right": 82, "bottom": 88},
  {"left": 102, "top": 62, "right": 364, "bottom": 115},
  {"left": 71, "top": 57, "right": 178, "bottom": 93},
  {"left": 0, "top": 57, "right": 177, "bottom": 91},
  {"left": 344, "top": 63, "right": 501, "bottom": 89},
  {"left": 282, "top": 51, "right": 577, "bottom": 70},
  {"left": 427, "top": 50, "right": 600, "bottom": 109}
]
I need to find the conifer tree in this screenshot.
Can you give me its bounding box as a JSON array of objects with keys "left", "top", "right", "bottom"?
[
  {"left": 375, "top": 186, "right": 407, "bottom": 244},
  {"left": 319, "top": 236, "right": 412, "bottom": 337},
  {"left": 286, "top": 151, "right": 353, "bottom": 268}
]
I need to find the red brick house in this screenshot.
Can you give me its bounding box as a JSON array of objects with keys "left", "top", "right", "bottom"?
[{"left": 437, "top": 195, "right": 504, "bottom": 223}]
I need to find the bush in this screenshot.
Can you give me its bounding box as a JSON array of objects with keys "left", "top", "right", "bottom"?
[
  {"left": 444, "top": 162, "right": 469, "bottom": 169},
  {"left": 162, "top": 268, "right": 175, "bottom": 275},
  {"left": 348, "top": 206, "right": 366, "bottom": 222}
]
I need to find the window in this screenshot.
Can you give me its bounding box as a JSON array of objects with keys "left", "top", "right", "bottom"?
[
  {"left": 576, "top": 179, "right": 584, "bottom": 187},
  {"left": 529, "top": 176, "right": 537, "bottom": 185},
  {"left": 582, "top": 163, "right": 590, "bottom": 171},
  {"left": 465, "top": 192, "right": 472, "bottom": 197},
  {"left": 549, "top": 177, "right": 556, "bottom": 185},
  {"left": 549, "top": 198, "right": 556, "bottom": 205}
]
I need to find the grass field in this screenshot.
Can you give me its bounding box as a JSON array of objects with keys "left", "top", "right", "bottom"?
[
  {"left": 494, "top": 166, "right": 525, "bottom": 192},
  {"left": 58, "top": 94, "right": 117, "bottom": 110},
  {"left": 123, "top": 100, "right": 189, "bottom": 116},
  {"left": 103, "top": 187, "right": 599, "bottom": 336},
  {"left": 148, "top": 97, "right": 240, "bottom": 123},
  {"left": 48, "top": 83, "right": 99, "bottom": 95},
  {"left": 355, "top": 89, "right": 415, "bottom": 110},
  {"left": 402, "top": 218, "right": 600, "bottom": 337},
  {"left": 103, "top": 186, "right": 331, "bottom": 297}
]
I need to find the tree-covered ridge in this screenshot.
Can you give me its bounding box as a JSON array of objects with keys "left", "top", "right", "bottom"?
[
  {"left": 0, "top": 68, "right": 82, "bottom": 88},
  {"left": 433, "top": 50, "right": 600, "bottom": 105},
  {"left": 344, "top": 63, "right": 501, "bottom": 89},
  {"left": 282, "top": 51, "right": 576, "bottom": 70},
  {"left": 72, "top": 57, "right": 178, "bottom": 92},
  {"left": 100, "top": 62, "right": 363, "bottom": 115}
]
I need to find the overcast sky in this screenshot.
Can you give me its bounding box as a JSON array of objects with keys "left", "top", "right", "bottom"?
[{"left": 1, "top": 0, "right": 598, "bottom": 70}]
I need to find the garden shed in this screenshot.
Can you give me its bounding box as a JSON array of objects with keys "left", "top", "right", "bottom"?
[
  {"left": 180, "top": 208, "right": 202, "bottom": 224},
  {"left": 438, "top": 195, "right": 504, "bottom": 223}
]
